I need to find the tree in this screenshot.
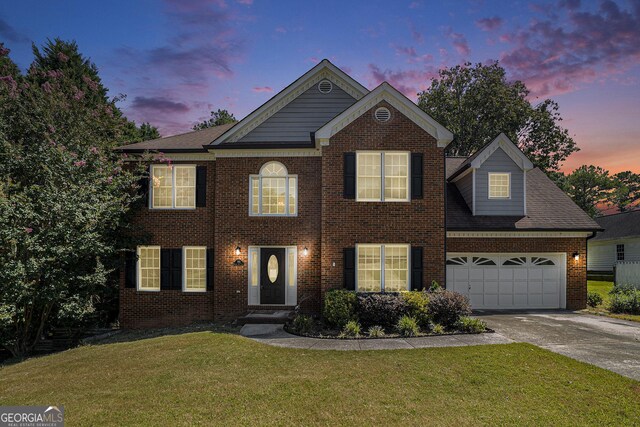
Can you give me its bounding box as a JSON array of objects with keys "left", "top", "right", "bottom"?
[
  {"left": 562, "top": 166, "right": 614, "bottom": 218},
  {"left": 0, "top": 44, "right": 146, "bottom": 357},
  {"left": 138, "top": 122, "right": 160, "bottom": 141},
  {"left": 417, "top": 61, "right": 578, "bottom": 172},
  {"left": 192, "top": 109, "right": 237, "bottom": 131},
  {"left": 609, "top": 171, "right": 640, "bottom": 212}
]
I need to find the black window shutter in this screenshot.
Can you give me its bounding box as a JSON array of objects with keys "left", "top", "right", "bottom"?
[
  {"left": 344, "top": 153, "right": 356, "bottom": 199},
  {"left": 195, "top": 166, "right": 207, "bottom": 207},
  {"left": 411, "top": 246, "right": 424, "bottom": 291},
  {"left": 411, "top": 153, "right": 423, "bottom": 199},
  {"left": 125, "top": 251, "right": 136, "bottom": 288},
  {"left": 344, "top": 248, "right": 356, "bottom": 290},
  {"left": 139, "top": 166, "right": 150, "bottom": 206},
  {"left": 171, "top": 248, "right": 183, "bottom": 290},
  {"left": 160, "top": 248, "right": 171, "bottom": 290},
  {"left": 206, "top": 248, "right": 214, "bottom": 291}
]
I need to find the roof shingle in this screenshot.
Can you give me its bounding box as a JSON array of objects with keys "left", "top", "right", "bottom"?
[
  {"left": 592, "top": 210, "right": 640, "bottom": 241},
  {"left": 117, "top": 123, "right": 236, "bottom": 152}
]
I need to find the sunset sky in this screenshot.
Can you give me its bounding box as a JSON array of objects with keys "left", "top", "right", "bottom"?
[{"left": 1, "top": 0, "right": 639, "bottom": 173}]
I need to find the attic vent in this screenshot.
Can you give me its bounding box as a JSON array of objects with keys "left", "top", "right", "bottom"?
[
  {"left": 374, "top": 107, "right": 391, "bottom": 123},
  {"left": 318, "top": 80, "right": 333, "bottom": 94}
]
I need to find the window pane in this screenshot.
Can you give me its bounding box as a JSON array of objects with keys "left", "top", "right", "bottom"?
[
  {"left": 489, "top": 173, "right": 510, "bottom": 198},
  {"left": 357, "top": 153, "right": 382, "bottom": 200},
  {"left": 384, "top": 153, "right": 409, "bottom": 201},
  {"left": 251, "top": 177, "right": 260, "bottom": 214},
  {"left": 175, "top": 166, "right": 196, "bottom": 208},
  {"left": 138, "top": 246, "right": 160, "bottom": 290},
  {"left": 384, "top": 245, "right": 408, "bottom": 292},
  {"left": 288, "top": 249, "right": 295, "bottom": 287},
  {"left": 152, "top": 166, "right": 173, "bottom": 208},
  {"left": 261, "top": 162, "right": 287, "bottom": 176},
  {"left": 357, "top": 246, "right": 381, "bottom": 292},
  {"left": 288, "top": 177, "right": 297, "bottom": 215},
  {"left": 261, "top": 177, "right": 286, "bottom": 214},
  {"left": 184, "top": 247, "right": 206, "bottom": 291},
  {"left": 250, "top": 249, "right": 258, "bottom": 287}
]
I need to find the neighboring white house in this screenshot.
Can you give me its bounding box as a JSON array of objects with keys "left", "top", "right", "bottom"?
[{"left": 588, "top": 210, "right": 640, "bottom": 272}]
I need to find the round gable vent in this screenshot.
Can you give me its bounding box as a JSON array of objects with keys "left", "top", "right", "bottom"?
[
  {"left": 374, "top": 107, "right": 391, "bottom": 123},
  {"left": 318, "top": 79, "right": 333, "bottom": 94}
]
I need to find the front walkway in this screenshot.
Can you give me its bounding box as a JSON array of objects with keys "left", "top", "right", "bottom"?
[{"left": 239, "top": 324, "right": 514, "bottom": 350}]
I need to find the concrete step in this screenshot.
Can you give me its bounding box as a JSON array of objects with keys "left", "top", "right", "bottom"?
[{"left": 237, "top": 310, "right": 294, "bottom": 325}]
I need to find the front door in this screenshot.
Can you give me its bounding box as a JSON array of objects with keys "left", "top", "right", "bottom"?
[{"left": 260, "top": 248, "right": 286, "bottom": 305}]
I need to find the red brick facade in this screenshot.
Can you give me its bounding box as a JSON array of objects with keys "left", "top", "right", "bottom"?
[{"left": 119, "top": 104, "right": 588, "bottom": 328}]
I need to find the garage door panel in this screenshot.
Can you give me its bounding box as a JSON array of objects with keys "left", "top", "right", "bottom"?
[{"left": 446, "top": 253, "right": 565, "bottom": 310}]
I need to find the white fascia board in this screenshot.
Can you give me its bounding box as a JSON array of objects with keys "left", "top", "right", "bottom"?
[
  {"left": 210, "top": 60, "right": 369, "bottom": 146},
  {"left": 469, "top": 133, "right": 534, "bottom": 171},
  {"left": 315, "top": 82, "right": 454, "bottom": 148}
]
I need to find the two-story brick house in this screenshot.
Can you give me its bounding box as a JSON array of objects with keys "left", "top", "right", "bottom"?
[{"left": 118, "top": 60, "right": 600, "bottom": 328}]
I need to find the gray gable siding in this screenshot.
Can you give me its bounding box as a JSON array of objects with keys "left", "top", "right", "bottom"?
[
  {"left": 474, "top": 147, "right": 525, "bottom": 216},
  {"left": 456, "top": 172, "right": 473, "bottom": 212},
  {"left": 237, "top": 81, "right": 357, "bottom": 143}
]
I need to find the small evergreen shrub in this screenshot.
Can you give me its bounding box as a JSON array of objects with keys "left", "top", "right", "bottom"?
[
  {"left": 609, "top": 284, "right": 637, "bottom": 295},
  {"left": 432, "top": 323, "right": 445, "bottom": 334},
  {"left": 323, "top": 289, "right": 357, "bottom": 329},
  {"left": 428, "top": 280, "right": 441, "bottom": 292},
  {"left": 609, "top": 290, "right": 640, "bottom": 314},
  {"left": 356, "top": 293, "right": 408, "bottom": 328},
  {"left": 586, "top": 291, "right": 603, "bottom": 308},
  {"left": 340, "top": 320, "right": 362, "bottom": 338},
  {"left": 397, "top": 315, "right": 420, "bottom": 337},
  {"left": 456, "top": 316, "right": 487, "bottom": 333},
  {"left": 367, "top": 325, "right": 385, "bottom": 338},
  {"left": 428, "top": 290, "right": 472, "bottom": 327},
  {"left": 291, "top": 314, "right": 314, "bottom": 334},
  {"left": 402, "top": 291, "right": 430, "bottom": 326}
]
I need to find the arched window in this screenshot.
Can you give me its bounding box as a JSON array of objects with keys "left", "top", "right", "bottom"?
[{"left": 249, "top": 162, "right": 297, "bottom": 216}]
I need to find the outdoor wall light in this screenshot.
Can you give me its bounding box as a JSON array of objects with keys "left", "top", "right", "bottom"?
[
  {"left": 233, "top": 259, "right": 244, "bottom": 266},
  {"left": 235, "top": 246, "right": 241, "bottom": 256},
  {"left": 303, "top": 246, "right": 309, "bottom": 256},
  {"left": 573, "top": 252, "right": 580, "bottom": 261}
]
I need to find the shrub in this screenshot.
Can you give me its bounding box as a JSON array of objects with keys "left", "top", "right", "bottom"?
[
  {"left": 429, "top": 280, "right": 441, "bottom": 292},
  {"left": 432, "top": 323, "right": 445, "bottom": 334},
  {"left": 609, "top": 290, "right": 640, "bottom": 315},
  {"left": 291, "top": 314, "right": 314, "bottom": 334},
  {"left": 609, "top": 284, "right": 637, "bottom": 295},
  {"left": 323, "top": 289, "right": 357, "bottom": 329},
  {"left": 587, "top": 291, "right": 603, "bottom": 308},
  {"left": 367, "top": 325, "right": 385, "bottom": 338},
  {"left": 428, "top": 290, "right": 472, "bottom": 327},
  {"left": 456, "top": 316, "right": 487, "bottom": 333},
  {"left": 397, "top": 315, "right": 420, "bottom": 337},
  {"left": 356, "top": 293, "right": 408, "bottom": 328},
  {"left": 402, "top": 291, "right": 430, "bottom": 326},
  {"left": 340, "top": 320, "right": 361, "bottom": 338}
]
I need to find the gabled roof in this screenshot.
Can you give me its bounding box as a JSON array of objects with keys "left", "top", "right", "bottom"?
[
  {"left": 448, "top": 133, "right": 534, "bottom": 181},
  {"left": 592, "top": 210, "right": 640, "bottom": 241},
  {"left": 315, "top": 82, "right": 454, "bottom": 147},
  {"left": 208, "top": 59, "right": 369, "bottom": 147},
  {"left": 117, "top": 123, "right": 235, "bottom": 153},
  {"left": 445, "top": 158, "right": 601, "bottom": 231}
]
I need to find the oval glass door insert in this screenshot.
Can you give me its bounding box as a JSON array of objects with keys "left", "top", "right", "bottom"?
[{"left": 267, "top": 255, "right": 279, "bottom": 283}]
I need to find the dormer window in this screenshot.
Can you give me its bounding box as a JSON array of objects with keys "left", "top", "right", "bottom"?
[{"left": 488, "top": 172, "right": 510, "bottom": 199}]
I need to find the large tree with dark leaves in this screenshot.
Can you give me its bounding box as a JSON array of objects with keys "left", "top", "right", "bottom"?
[
  {"left": 192, "top": 109, "right": 237, "bottom": 131},
  {"left": 418, "top": 61, "right": 578, "bottom": 172}
]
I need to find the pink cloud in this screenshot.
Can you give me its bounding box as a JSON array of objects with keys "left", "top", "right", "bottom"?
[
  {"left": 476, "top": 16, "right": 503, "bottom": 31},
  {"left": 367, "top": 64, "right": 439, "bottom": 99},
  {"left": 253, "top": 86, "right": 273, "bottom": 93},
  {"left": 445, "top": 27, "right": 471, "bottom": 56},
  {"left": 236, "top": 0, "right": 253, "bottom": 4}
]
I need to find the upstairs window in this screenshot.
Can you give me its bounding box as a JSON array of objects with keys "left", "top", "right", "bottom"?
[
  {"left": 356, "top": 152, "right": 409, "bottom": 202},
  {"left": 488, "top": 172, "right": 511, "bottom": 199},
  {"left": 250, "top": 161, "right": 297, "bottom": 216},
  {"left": 151, "top": 165, "right": 196, "bottom": 209},
  {"left": 617, "top": 244, "right": 625, "bottom": 261}
]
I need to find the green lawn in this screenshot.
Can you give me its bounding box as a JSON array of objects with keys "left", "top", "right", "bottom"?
[
  {"left": 1, "top": 331, "right": 639, "bottom": 426},
  {"left": 587, "top": 280, "right": 640, "bottom": 322}
]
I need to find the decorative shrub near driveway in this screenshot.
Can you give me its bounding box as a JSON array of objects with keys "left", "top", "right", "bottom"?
[{"left": 287, "top": 288, "right": 488, "bottom": 338}]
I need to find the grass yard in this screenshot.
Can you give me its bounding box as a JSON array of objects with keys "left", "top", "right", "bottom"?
[
  {"left": 1, "top": 331, "right": 639, "bottom": 426},
  {"left": 587, "top": 280, "right": 640, "bottom": 323}
]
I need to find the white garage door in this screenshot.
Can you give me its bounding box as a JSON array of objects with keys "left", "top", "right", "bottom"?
[{"left": 446, "top": 253, "right": 566, "bottom": 309}]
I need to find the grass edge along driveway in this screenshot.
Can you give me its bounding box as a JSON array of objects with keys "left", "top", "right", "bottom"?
[
  {"left": 587, "top": 280, "right": 640, "bottom": 323},
  {"left": 1, "top": 331, "right": 639, "bottom": 426}
]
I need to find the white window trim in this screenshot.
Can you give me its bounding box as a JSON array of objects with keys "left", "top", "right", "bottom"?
[
  {"left": 356, "top": 151, "right": 410, "bottom": 202},
  {"left": 248, "top": 164, "right": 298, "bottom": 217},
  {"left": 488, "top": 172, "right": 511, "bottom": 199},
  {"left": 182, "top": 246, "right": 207, "bottom": 293},
  {"left": 149, "top": 164, "right": 197, "bottom": 210},
  {"left": 136, "top": 245, "right": 161, "bottom": 292},
  {"left": 355, "top": 244, "right": 411, "bottom": 292}
]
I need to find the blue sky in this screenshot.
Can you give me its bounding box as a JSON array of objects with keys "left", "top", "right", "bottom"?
[{"left": 1, "top": 0, "right": 639, "bottom": 172}]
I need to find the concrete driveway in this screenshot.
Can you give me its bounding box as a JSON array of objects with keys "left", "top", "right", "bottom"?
[{"left": 477, "top": 311, "right": 640, "bottom": 381}]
